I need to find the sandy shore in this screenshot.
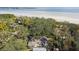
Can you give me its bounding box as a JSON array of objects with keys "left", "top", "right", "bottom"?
[{"left": 0, "top": 11, "right": 79, "bottom": 24}]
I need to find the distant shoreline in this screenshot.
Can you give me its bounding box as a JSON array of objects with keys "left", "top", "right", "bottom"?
[{"left": 0, "top": 11, "right": 79, "bottom": 24}]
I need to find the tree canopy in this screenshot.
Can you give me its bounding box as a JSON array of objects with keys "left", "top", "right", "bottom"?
[{"left": 0, "top": 14, "right": 79, "bottom": 51}]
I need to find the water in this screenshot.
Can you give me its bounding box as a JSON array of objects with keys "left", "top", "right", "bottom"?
[
  {"left": 0, "top": 7, "right": 79, "bottom": 13},
  {"left": 0, "top": 7, "right": 79, "bottom": 24}
]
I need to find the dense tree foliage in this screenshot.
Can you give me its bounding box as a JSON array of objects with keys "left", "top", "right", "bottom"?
[{"left": 0, "top": 14, "right": 79, "bottom": 51}]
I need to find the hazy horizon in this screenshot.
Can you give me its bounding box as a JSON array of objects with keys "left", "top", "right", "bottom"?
[{"left": 0, "top": 7, "right": 79, "bottom": 24}]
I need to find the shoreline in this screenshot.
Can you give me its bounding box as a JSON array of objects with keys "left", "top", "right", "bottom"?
[{"left": 0, "top": 11, "right": 79, "bottom": 24}]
